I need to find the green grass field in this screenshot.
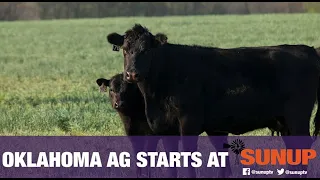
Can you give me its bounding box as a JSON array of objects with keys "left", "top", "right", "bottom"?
[{"left": 1, "top": 13, "right": 320, "bottom": 136}]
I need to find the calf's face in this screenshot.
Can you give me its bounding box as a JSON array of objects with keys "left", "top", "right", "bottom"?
[
  {"left": 96, "top": 74, "right": 141, "bottom": 110},
  {"left": 107, "top": 24, "right": 168, "bottom": 83}
]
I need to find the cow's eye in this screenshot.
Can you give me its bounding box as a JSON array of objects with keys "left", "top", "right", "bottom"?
[{"left": 109, "top": 89, "right": 113, "bottom": 92}]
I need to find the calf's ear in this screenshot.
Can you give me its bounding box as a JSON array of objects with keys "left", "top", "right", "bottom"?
[
  {"left": 96, "top": 78, "right": 110, "bottom": 86},
  {"left": 107, "top": 33, "right": 124, "bottom": 47},
  {"left": 96, "top": 78, "right": 110, "bottom": 93},
  {"left": 155, "top": 33, "right": 168, "bottom": 45}
]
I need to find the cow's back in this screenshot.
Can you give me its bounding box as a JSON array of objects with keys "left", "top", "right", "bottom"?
[{"left": 156, "top": 44, "right": 319, "bottom": 119}]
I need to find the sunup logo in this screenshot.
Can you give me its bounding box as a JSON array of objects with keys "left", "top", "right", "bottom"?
[
  {"left": 223, "top": 139, "right": 245, "bottom": 164},
  {"left": 240, "top": 149, "right": 316, "bottom": 165}
]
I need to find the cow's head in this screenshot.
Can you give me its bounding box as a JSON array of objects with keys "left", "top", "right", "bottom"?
[
  {"left": 96, "top": 73, "right": 141, "bottom": 110},
  {"left": 107, "top": 24, "right": 168, "bottom": 83}
]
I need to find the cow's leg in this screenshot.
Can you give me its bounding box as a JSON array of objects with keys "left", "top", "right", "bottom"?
[
  {"left": 276, "top": 116, "right": 287, "bottom": 136},
  {"left": 270, "top": 129, "right": 275, "bottom": 136},
  {"left": 282, "top": 126, "right": 290, "bottom": 136},
  {"left": 130, "top": 136, "right": 147, "bottom": 178},
  {"left": 145, "top": 136, "right": 160, "bottom": 178},
  {"left": 283, "top": 78, "right": 317, "bottom": 178},
  {"left": 180, "top": 135, "right": 198, "bottom": 178},
  {"left": 162, "top": 136, "right": 179, "bottom": 178},
  {"left": 282, "top": 136, "right": 313, "bottom": 178},
  {"left": 284, "top": 100, "right": 314, "bottom": 178},
  {"left": 205, "top": 131, "right": 232, "bottom": 178},
  {"left": 142, "top": 98, "right": 168, "bottom": 135},
  {"left": 179, "top": 115, "right": 203, "bottom": 178}
]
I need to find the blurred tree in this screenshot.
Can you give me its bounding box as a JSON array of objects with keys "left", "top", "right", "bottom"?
[
  {"left": 0, "top": 2, "right": 40, "bottom": 21},
  {"left": 304, "top": 2, "right": 320, "bottom": 13},
  {"left": 0, "top": 2, "right": 316, "bottom": 21}
]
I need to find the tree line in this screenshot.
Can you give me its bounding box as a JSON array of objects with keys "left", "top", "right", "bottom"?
[{"left": 0, "top": 2, "right": 318, "bottom": 21}]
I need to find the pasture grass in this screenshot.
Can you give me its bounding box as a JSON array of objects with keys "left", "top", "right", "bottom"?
[{"left": 0, "top": 13, "right": 320, "bottom": 136}]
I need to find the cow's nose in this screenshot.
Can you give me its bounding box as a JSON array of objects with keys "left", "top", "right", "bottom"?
[
  {"left": 126, "top": 72, "right": 131, "bottom": 79},
  {"left": 131, "top": 72, "right": 139, "bottom": 81},
  {"left": 126, "top": 71, "right": 139, "bottom": 82},
  {"left": 114, "top": 102, "right": 119, "bottom": 109},
  {"left": 118, "top": 101, "right": 124, "bottom": 108}
]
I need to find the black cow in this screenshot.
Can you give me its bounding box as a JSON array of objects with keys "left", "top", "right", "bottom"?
[
  {"left": 96, "top": 73, "right": 180, "bottom": 178},
  {"left": 99, "top": 34, "right": 180, "bottom": 178},
  {"left": 96, "top": 74, "right": 151, "bottom": 178},
  {"left": 107, "top": 24, "right": 320, "bottom": 178},
  {"left": 114, "top": 31, "right": 287, "bottom": 137}
]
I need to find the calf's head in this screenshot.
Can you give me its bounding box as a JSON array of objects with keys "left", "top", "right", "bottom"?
[
  {"left": 96, "top": 73, "right": 141, "bottom": 110},
  {"left": 107, "top": 24, "right": 168, "bottom": 83}
]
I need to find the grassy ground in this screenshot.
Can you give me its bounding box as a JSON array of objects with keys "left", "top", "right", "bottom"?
[{"left": 0, "top": 13, "right": 320, "bottom": 136}]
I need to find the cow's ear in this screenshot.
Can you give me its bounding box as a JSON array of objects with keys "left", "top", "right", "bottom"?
[
  {"left": 96, "top": 78, "right": 110, "bottom": 87},
  {"left": 96, "top": 78, "right": 110, "bottom": 93},
  {"left": 154, "top": 33, "right": 168, "bottom": 45},
  {"left": 107, "top": 33, "right": 124, "bottom": 47}
]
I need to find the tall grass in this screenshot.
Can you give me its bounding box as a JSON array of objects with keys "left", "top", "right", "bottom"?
[{"left": 1, "top": 13, "right": 320, "bottom": 135}]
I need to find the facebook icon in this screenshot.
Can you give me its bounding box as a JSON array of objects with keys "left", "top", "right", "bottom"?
[{"left": 242, "top": 168, "right": 251, "bottom": 176}]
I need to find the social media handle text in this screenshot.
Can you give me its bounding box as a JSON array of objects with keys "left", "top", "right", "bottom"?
[
  {"left": 242, "top": 168, "right": 273, "bottom": 176},
  {"left": 242, "top": 168, "right": 307, "bottom": 176}
]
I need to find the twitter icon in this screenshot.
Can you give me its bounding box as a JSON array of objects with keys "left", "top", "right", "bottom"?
[{"left": 277, "top": 168, "right": 284, "bottom": 175}]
